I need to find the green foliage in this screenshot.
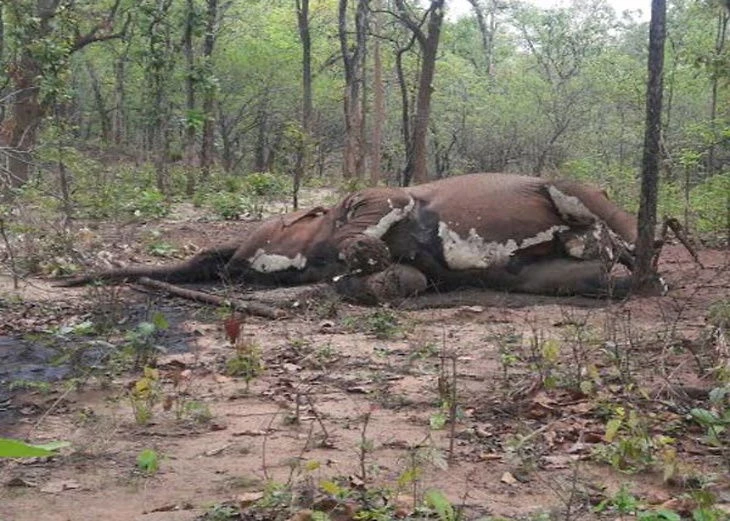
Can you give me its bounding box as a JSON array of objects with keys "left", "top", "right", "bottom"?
[
  {"left": 0, "top": 438, "right": 68, "bottom": 458},
  {"left": 690, "top": 385, "right": 730, "bottom": 449},
  {"left": 201, "top": 504, "right": 240, "bottom": 521},
  {"left": 136, "top": 448, "right": 160, "bottom": 475},
  {"left": 124, "top": 313, "right": 170, "bottom": 368},
  {"left": 130, "top": 367, "right": 162, "bottom": 425},
  {"left": 204, "top": 191, "right": 255, "bottom": 220},
  {"left": 594, "top": 483, "right": 725, "bottom": 521},
  {"left": 8, "top": 380, "right": 53, "bottom": 394},
  {"left": 125, "top": 188, "right": 170, "bottom": 219},
  {"left": 242, "top": 172, "right": 289, "bottom": 198},
  {"left": 181, "top": 401, "right": 213, "bottom": 424},
  {"left": 342, "top": 309, "right": 402, "bottom": 340},
  {"left": 593, "top": 405, "right": 677, "bottom": 474},
  {"left": 423, "top": 490, "right": 456, "bottom": 521},
  {"left": 226, "top": 341, "right": 265, "bottom": 392}
]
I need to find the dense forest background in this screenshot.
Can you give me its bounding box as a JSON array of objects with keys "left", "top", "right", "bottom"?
[{"left": 0, "top": 0, "right": 728, "bottom": 249}]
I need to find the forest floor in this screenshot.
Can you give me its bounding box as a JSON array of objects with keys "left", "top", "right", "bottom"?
[{"left": 0, "top": 192, "right": 729, "bottom": 521}]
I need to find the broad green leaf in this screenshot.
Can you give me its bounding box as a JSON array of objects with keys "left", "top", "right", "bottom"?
[
  {"left": 0, "top": 438, "right": 65, "bottom": 458},
  {"left": 638, "top": 510, "right": 681, "bottom": 521},
  {"left": 424, "top": 489, "right": 455, "bottom": 521},
  {"left": 690, "top": 408, "right": 719, "bottom": 426}
]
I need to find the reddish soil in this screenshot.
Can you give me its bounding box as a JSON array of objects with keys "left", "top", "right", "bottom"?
[{"left": 0, "top": 206, "right": 728, "bottom": 521}]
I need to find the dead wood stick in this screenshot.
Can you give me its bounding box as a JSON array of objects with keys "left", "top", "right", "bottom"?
[
  {"left": 653, "top": 217, "right": 704, "bottom": 270},
  {"left": 136, "top": 277, "right": 287, "bottom": 319}
]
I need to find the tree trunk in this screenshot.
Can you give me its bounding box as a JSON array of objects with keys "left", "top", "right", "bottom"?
[
  {"left": 86, "top": 62, "right": 112, "bottom": 144},
  {"left": 113, "top": 51, "right": 128, "bottom": 146},
  {"left": 295, "top": 0, "right": 312, "bottom": 210},
  {"left": 396, "top": 0, "right": 445, "bottom": 186},
  {"left": 184, "top": 0, "right": 198, "bottom": 194},
  {"left": 707, "top": 9, "right": 728, "bottom": 176},
  {"left": 369, "top": 0, "right": 385, "bottom": 186},
  {"left": 633, "top": 0, "right": 666, "bottom": 294},
  {"left": 200, "top": 0, "right": 218, "bottom": 183},
  {"left": 254, "top": 99, "right": 269, "bottom": 172},
  {"left": 1, "top": 1, "right": 124, "bottom": 196},
  {"left": 5, "top": 51, "right": 43, "bottom": 190},
  {"left": 467, "top": 0, "right": 497, "bottom": 78},
  {"left": 338, "top": 0, "right": 368, "bottom": 180},
  {"left": 394, "top": 37, "right": 416, "bottom": 186}
]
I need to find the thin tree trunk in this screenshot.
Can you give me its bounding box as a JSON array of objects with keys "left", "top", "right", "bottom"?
[
  {"left": 86, "top": 62, "right": 112, "bottom": 144},
  {"left": 200, "top": 0, "right": 218, "bottom": 183},
  {"left": 254, "top": 100, "right": 269, "bottom": 172},
  {"left": 707, "top": 10, "right": 728, "bottom": 176},
  {"left": 184, "top": 0, "right": 198, "bottom": 194},
  {"left": 338, "top": 0, "right": 368, "bottom": 180},
  {"left": 295, "top": 0, "right": 312, "bottom": 210},
  {"left": 394, "top": 33, "right": 417, "bottom": 186},
  {"left": 467, "top": 0, "right": 497, "bottom": 79},
  {"left": 397, "top": 0, "right": 445, "bottom": 186},
  {"left": 113, "top": 52, "right": 127, "bottom": 146},
  {"left": 355, "top": 0, "right": 368, "bottom": 180},
  {"left": 369, "top": 0, "right": 385, "bottom": 186},
  {"left": 633, "top": 0, "right": 666, "bottom": 293}
]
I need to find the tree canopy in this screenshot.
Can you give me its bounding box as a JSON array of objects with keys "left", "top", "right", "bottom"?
[{"left": 0, "top": 0, "right": 727, "bottom": 235}]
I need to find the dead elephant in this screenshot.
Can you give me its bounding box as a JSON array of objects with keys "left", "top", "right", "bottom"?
[{"left": 59, "top": 173, "right": 651, "bottom": 303}]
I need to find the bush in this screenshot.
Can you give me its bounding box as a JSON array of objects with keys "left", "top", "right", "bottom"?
[
  {"left": 205, "top": 191, "right": 255, "bottom": 220},
  {"left": 241, "top": 172, "right": 289, "bottom": 198},
  {"left": 125, "top": 188, "right": 170, "bottom": 219}
]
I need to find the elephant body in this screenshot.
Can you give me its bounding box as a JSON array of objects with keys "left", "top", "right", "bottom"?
[{"left": 60, "top": 173, "right": 643, "bottom": 301}]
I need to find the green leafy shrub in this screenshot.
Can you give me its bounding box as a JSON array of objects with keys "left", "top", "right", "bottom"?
[
  {"left": 124, "top": 188, "right": 170, "bottom": 219},
  {"left": 136, "top": 448, "right": 160, "bottom": 475},
  {"left": 241, "top": 171, "right": 289, "bottom": 198},
  {"left": 205, "top": 191, "right": 255, "bottom": 220},
  {"left": 689, "top": 173, "right": 730, "bottom": 235}
]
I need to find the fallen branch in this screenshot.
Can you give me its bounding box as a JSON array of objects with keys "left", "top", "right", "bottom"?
[
  {"left": 136, "top": 277, "right": 287, "bottom": 319},
  {"left": 653, "top": 216, "right": 704, "bottom": 271}
]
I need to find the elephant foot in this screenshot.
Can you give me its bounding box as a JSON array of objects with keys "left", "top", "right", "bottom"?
[
  {"left": 335, "top": 264, "right": 428, "bottom": 304},
  {"left": 339, "top": 235, "right": 392, "bottom": 275}
]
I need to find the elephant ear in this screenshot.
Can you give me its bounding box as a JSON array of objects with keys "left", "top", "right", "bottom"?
[{"left": 282, "top": 206, "right": 328, "bottom": 227}]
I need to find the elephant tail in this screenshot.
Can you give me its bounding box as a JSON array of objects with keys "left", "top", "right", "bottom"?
[{"left": 55, "top": 243, "right": 240, "bottom": 286}]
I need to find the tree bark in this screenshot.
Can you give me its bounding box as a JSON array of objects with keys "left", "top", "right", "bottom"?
[
  {"left": 86, "top": 62, "right": 112, "bottom": 144},
  {"left": 467, "top": 0, "right": 498, "bottom": 79},
  {"left": 707, "top": 9, "right": 728, "bottom": 176},
  {"left": 393, "top": 35, "right": 416, "bottom": 186},
  {"left": 200, "top": 0, "right": 219, "bottom": 183},
  {"left": 5, "top": 51, "right": 43, "bottom": 190},
  {"left": 295, "top": 0, "right": 312, "bottom": 210},
  {"left": 184, "top": 0, "right": 198, "bottom": 195},
  {"left": 338, "top": 0, "right": 368, "bottom": 180},
  {"left": 395, "top": 0, "right": 445, "bottom": 186},
  {"left": 1, "top": 1, "right": 125, "bottom": 195},
  {"left": 369, "top": 0, "right": 385, "bottom": 186},
  {"left": 633, "top": 0, "right": 666, "bottom": 294},
  {"left": 112, "top": 48, "right": 129, "bottom": 146},
  {"left": 137, "top": 277, "right": 287, "bottom": 319}
]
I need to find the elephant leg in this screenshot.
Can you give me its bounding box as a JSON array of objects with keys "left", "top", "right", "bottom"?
[
  {"left": 338, "top": 234, "right": 392, "bottom": 275},
  {"left": 335, "top": 263, "right": 428, "bottom": 304},
  {"left": 512, "top": 258, "right": 632, "bottom": 298}
]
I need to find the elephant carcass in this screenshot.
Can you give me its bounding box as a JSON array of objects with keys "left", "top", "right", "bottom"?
[{"left": 58, "top": 173, "right": 645, "bottom": 302}]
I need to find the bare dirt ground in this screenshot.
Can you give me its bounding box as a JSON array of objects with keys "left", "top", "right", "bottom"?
[{"left": 0, "top": 201, "right": 728, "bottom": 521}]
